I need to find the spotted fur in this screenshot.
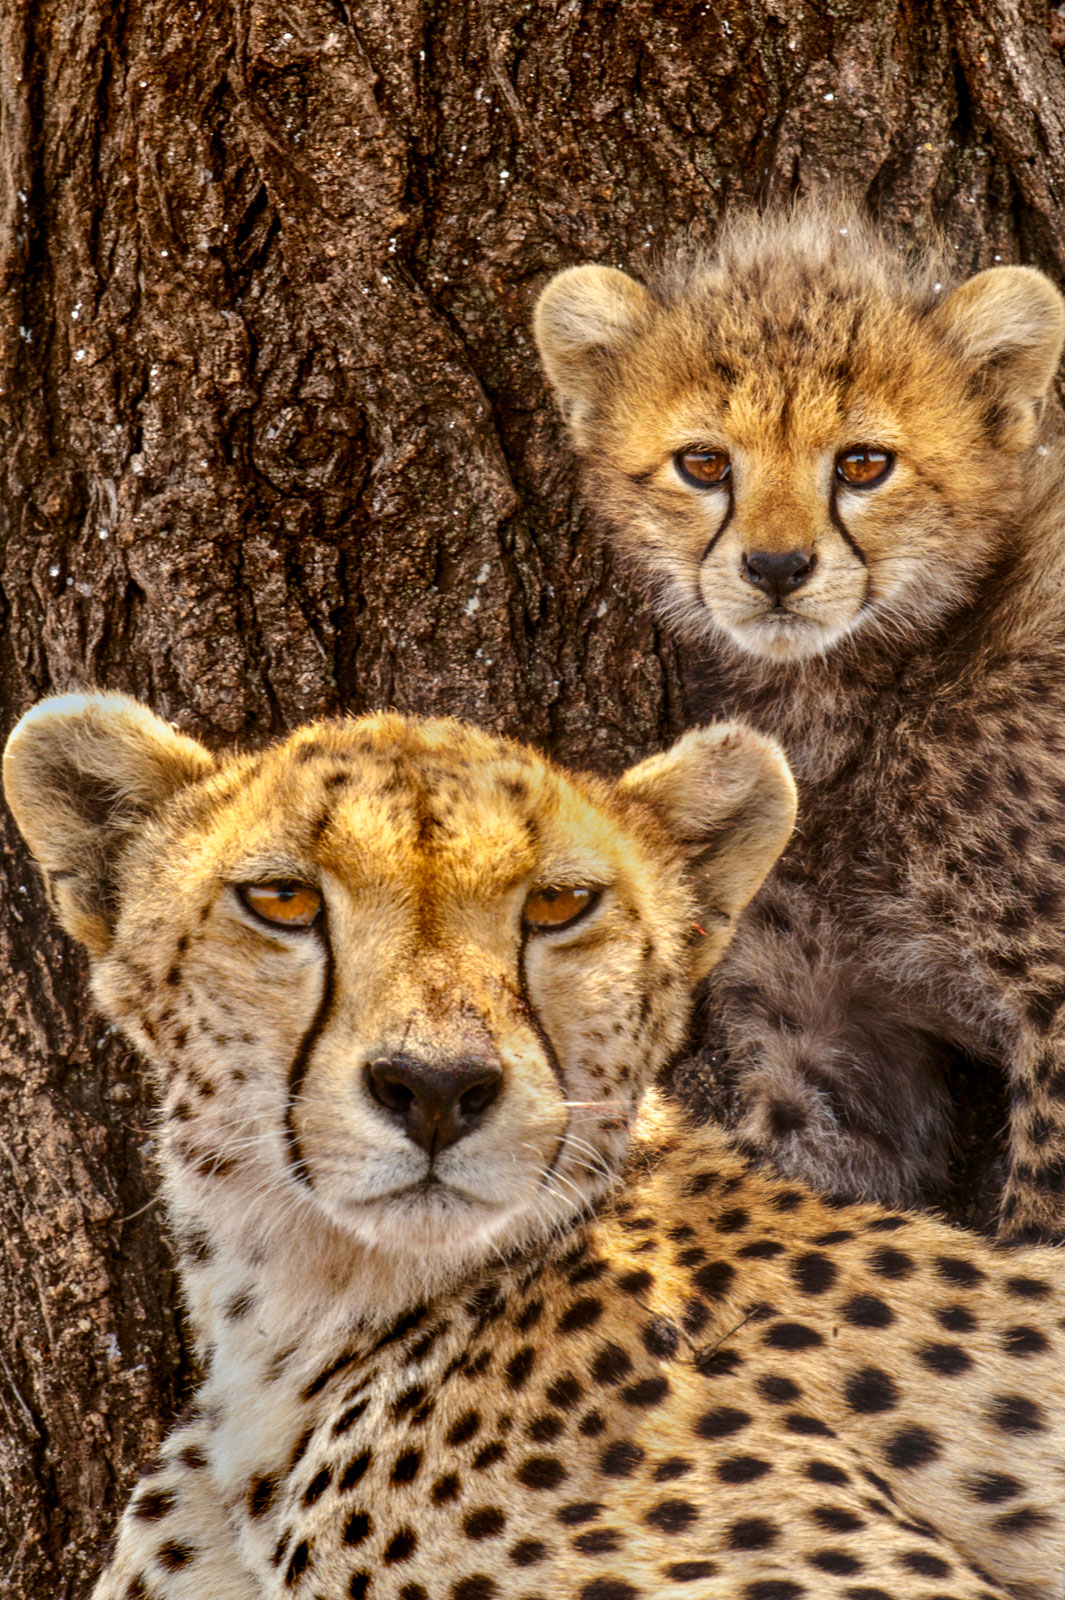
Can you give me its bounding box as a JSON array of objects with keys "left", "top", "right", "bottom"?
[
  {"left": 5, "top": 696, "right": 1065, "bottom": 1599},
  {"left": 535, "top": 204, "right": 1065, "bottom": 1239}
]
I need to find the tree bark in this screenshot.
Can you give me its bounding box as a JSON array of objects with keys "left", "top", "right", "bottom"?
[{"left": 2, "top": 0, "right": 1064, "bottom": 1591}]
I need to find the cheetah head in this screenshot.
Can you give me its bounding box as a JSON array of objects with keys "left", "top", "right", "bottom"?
[
  {"left": 535, "top": 208, "right": 1065, "bottom": 663},
  {"left": 3, "top": 698, "right": 793, "bottom": 1305}
]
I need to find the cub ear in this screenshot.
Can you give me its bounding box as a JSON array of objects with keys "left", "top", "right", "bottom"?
[
  {"left": 3, "top": 693, "right": 214, "bottom": 956},
  {"left": 534, "top": 264, "right": 653, "bottom": 448},
  {"left": 935, "top": 265, "right": 1065, "bottom": 449},
  {"left": 617, "top": 723, "right": 797, "bottom": 980}
]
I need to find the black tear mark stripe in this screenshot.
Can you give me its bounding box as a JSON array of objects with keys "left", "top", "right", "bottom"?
[
  {"left": 517, "top": 931, "right": 566, "bottom": 1091},
  {"left": 517, "top": 929, "right": 571, "bottom": 1195},
  {"left": 828, "top": 493, "right": 867, "bottom": 567},
  {"left": 284, "top": 921, "right": 336, "bottom": 1186},
  {"left": 699, "top": 486, "right": 734, "bottom": 565}
]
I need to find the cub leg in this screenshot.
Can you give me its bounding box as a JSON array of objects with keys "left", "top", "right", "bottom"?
[
  {"left": 1001, "top": 1022, "right": 1065, "bottom": 1240},
  {"left": 716, "top": 890, "right": 953, "bottom": 1208}
]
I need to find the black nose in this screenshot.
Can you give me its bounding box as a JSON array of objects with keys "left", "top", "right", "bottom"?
[
  {"left": 742, "top": 548, "right": 817, "bottom": 598},
  {"left": 365, "top": 1055, "right": 503, "bottom": 1156}
]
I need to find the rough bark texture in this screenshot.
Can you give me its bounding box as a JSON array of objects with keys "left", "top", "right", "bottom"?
[{"left": 2, "top": 0, "right": 1065, "bottom": 1591}]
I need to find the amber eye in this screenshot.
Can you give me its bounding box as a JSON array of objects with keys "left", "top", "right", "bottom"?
[
  {"left": 523, "top": 885, "right": 600, "bottom": 933},
  {"left": 675, "top": 448, "right": 731, "bottom": 488},
  {"left": 835, "top": 446, "right": 894, "bottom": 488},
  {"left": 239, "top": 882, "right": 322, "bottom": 928}
]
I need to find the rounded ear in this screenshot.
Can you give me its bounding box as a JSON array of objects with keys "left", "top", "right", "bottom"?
[
  {"left": 3, "top": 692, "right": 214, "bottom": 956},
  {"left": 934, "top": 265, "right": 1065, "bottom": 449},
  {"left": 616, "top": 723, "right": 797, "bottom": 980},
  {"left": 533, "top": 264, "right": 653, "bottom": 448}
]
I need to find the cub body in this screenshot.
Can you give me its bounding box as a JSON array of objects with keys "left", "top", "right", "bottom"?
[
  {"left": 535, "top": 207, "right": 1065, "bottom": 1238},
  {"left": 6, "top": 696, "right": 1065, "bottom": 1599}
]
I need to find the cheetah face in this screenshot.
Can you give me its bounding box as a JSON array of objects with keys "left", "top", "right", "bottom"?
[
  {"left": 3, "top": 697, "right": 794, "bottom": 1297},
  {"left": 535, "top": 215, "right": 1064, "bottom": 663}
]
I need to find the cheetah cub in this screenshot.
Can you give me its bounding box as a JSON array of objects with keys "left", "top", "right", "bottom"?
[
  {"left": 6, "top": 695, "right": 1065, "bottom": 1600},
  {"left": 535, "top": 207, "right": 1065, "bottom": 1240}
]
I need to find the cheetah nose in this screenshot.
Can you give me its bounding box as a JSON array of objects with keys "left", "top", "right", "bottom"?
[
  {"left": 741, "top": 548, "right": 817, "bottom": 597},
  {"left": 365, "top": 1055, "right": 503, "bottom": 1156}
]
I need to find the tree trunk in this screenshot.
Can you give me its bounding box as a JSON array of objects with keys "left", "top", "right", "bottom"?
[{"left": 2, "top": 0, "right": 1063, "bottom": 1590}]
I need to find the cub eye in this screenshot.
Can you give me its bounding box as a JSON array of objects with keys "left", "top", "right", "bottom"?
[
  {"left": 239, "top": 882, "right": 322, "bottom": 928},
  {"left": 675, "top": 448, "right": 731, "bottom": 488},
  {"left": 836, "top": 446, "right": 894, "bottom": 488},
  {"left": 523, "top": 885, "right": 600, "bottom": 933}
]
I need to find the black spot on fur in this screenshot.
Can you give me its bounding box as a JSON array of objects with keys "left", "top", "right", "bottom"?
[
  {"left": 452, "top": 1578, "right": 498, "bottom": 1600},
  {"left": 646, "top": 1498, "right": 699, "bottom": 1532},
  {"left": 545, "top": 1374, "right": 583, "bottom": 1410},
  {"left": 158, "top": 1542, "right": 195, "bottom": 1570},
  {"left": 557, "top": 1298, "right": 604, "bottom": 1333},
  {"left": 302, "top": 1466, "right": 332, "bottom": 1505},
  {"left": 717, "top": 1454, "right": 772, "bottom": 1483},
  {"left": 988, "top": 1393, "right": 1045, "bottom": 1433},
  {"left": 342, "top": 1511, "right": 371, "bottom": 1546},
  {"left": 284, "top": 1540, "right": 310, "bottom": 1585},
  {"left": 509, "top": 1539, "right": 548, "bottom": 1565},
  {"left": 763, "top": 1321, "right": 823, "bottom": 1350},
  {"left": 936, "top": 1303, "right": 977, "bottom": 1333},
  {"left": 840, "top": 1294, "right": 894, "bottom": 1328},
  {"left": 382, "top": 1523, "right": 415, "bottom": 1561},
  {"left": 339, "top": 1450, "right": 371, "bottom": 1491},
  {"left": 132, "top": 1489, "right": 176, "bottom": 1520},
  {"left": 515, "top": 1455, "right": 567, "bottom": 1490},
  {"left": 599, "top": 1439, "right": 644, "bottom": 1476},
  {"left": 756, "top": 1374, "right": 801, "bottom": 1404},
  {"left": 792, "top": 1252, "right": 837, "bottom": 1294},
  {"left": 916, "top": 1342, "right": 972, "bottom": 1376},
  {"left": 641, "top": 1315, "right": 680, "bottom": 1358},
  {"left": 590, "top": 1343, "right": 633, "bottom": 1385},
  {"left": 391, "top": 1449, "right": 421, "bottom": 1485},
  {"left": 843, "top": 1368, "right": 898, "bottom": 1414},
  {"left": 695, "top": 1405, "right": 751, "bottom": 1439},
  {"left": 883, "top": 1425, "right": 941, "bottom": 1468},
  {"left": 728, "top": 1517, "right": 779, "bottom": 1551},
  {"left": 867, "top": 1247, "right": 914, "bottom": 1279},
  {"left": 570, "top": 1526, "right": 621, "bottom": 1555}
]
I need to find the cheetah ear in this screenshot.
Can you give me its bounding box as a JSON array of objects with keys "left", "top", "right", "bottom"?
[
  {"left": 617, "top": 724, "right": 797, "bottom": 980},
  {"left": 935, "top": 266, "right": 1065, "bottom": 449},
  {"left": 534, "top": 264, "right": 654, "bottom": 448},
  {"left": 3, "top": 693, "right": 214, "bottom": 957}
]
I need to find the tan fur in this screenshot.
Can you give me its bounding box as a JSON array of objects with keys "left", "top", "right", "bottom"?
[
  {"left": 6, "top": 694, "right": 1065, "bottom": 1599},
  {"left": 535, "top": 204, "right": 1065, "bottom": 1239}
]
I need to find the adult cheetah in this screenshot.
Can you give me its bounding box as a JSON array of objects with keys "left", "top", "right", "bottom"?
[
  {"left": 535, "top": 204, "right": 1065, "bottom": 1239},
  {"left": 4, "top": 693, "right": 1065, "bottom": 1600}
]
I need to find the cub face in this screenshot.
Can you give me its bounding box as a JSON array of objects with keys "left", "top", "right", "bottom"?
[
  {"left": 3, "top": 696, "right": 794, "bottom": 1297},
  {"left": 534, "top": 212, "right": 1065, "bottom": 661}
]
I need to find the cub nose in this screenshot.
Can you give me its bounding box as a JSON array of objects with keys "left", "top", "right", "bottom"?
[
  {"left": 365, "top": 1055, "right": 503, "bottom": 1156},
  {"left": 741, "top": 548, "right": 817, "bottom": 597}
]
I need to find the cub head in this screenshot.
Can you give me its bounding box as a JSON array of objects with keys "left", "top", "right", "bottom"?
[
  {"left": 4, "top": 695, "right": 794, "bottom": 1299},
  {"left": 535, "top": 208, "right": 1065, "bottom": 662}
]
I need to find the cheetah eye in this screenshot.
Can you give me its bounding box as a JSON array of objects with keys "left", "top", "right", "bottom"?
[
  {"left": 238, "top": 882, "right": 322, "bottom": 928},
  {"left": 523, "top": 885, "right": 601, "bottom": 933},
  {"left": 675, "top": 448, "right": 731, "bottom": 488},
  {"left": 835, "top": 446, "right": 894, "bottom": 488}
]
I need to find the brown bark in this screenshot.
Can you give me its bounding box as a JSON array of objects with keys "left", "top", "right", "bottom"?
[{"left": 2, "top": 0, "right": 1064, "bottom": 1591}]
